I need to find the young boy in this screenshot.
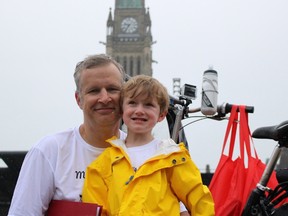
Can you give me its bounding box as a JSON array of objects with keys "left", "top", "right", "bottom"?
[{"left": 82, "top": 75, "right": 215, "bottom": 215}]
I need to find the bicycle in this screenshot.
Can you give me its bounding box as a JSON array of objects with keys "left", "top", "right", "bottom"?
[
  {"left": 168, "top": 95, "right": 288, "bottom": 215},
  {"left": 242, "top": 120, "right": 288, "bottom": 216}
]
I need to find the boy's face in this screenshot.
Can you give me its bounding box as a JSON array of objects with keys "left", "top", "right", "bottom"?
[{"left": 122, "top": 94, "right": 166, "bottom": 135}]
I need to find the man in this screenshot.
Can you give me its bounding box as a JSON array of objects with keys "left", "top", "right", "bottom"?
[{"left": 8, "top": 54, "right": 126, "bottom": 215}]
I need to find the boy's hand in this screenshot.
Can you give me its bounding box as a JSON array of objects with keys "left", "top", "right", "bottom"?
[{"left": 180, "top": 211, "right": 189, "bottom": 216}]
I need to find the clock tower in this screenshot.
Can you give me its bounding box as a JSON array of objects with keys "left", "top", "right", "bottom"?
[{"left": 106, "top": 0, "right": 153, "bottom": 77}]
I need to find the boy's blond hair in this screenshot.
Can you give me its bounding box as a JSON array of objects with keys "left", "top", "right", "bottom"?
[{"left": 120, "top": 75, "right": 169, "bottom": 114}]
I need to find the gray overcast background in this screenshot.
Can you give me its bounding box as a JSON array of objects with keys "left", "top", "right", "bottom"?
[{"left": 1, "top": 0, "right": 288, "bottom": 171}]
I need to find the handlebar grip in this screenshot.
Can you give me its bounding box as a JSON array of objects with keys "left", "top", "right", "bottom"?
[{"left": 218, "top": 103, "right": 254, "bottom": 115}]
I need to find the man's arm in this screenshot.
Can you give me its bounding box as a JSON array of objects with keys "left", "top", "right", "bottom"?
[{"left": 8, "top": 148, "right": 54, "bottom": 216}]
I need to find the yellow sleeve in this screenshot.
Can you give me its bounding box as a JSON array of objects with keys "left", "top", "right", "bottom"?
[
  {"left": 82, "top": 160, "right": 109, "bottom": 215},
  {"left": 169, "top": 148, "right": 215, "bottom": 216}
]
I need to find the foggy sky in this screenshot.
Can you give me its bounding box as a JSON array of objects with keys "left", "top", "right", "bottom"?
[{"left": 1, "top": 0, "right": 288, "bottom": 170}]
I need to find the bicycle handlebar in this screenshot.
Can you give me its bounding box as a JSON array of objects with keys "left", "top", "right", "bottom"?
[
  {"left": 217, "top": 103, "right": 254, "bottom": 115},
  {"left": 170, "top": 95, "right": 254, "bottom": 116},
  {"left": 185, "top": 102, "right": 254, "bottom": 115}
]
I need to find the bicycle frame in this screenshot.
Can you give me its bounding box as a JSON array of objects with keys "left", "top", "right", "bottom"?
[
  {"left": 242, "top": 145, "right": 283, "bottom": 215},
  {"left": 242, "top": 120, "right": 288, "bottom": 216}
]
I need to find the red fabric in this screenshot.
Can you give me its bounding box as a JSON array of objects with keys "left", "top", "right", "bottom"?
[{"left": 209, "top": 105, "right": 279, "bottom": 216}]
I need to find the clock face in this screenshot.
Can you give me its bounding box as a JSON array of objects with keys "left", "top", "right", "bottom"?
[{"left": 121, "top": 17, "right": 138, "bottom": 34}]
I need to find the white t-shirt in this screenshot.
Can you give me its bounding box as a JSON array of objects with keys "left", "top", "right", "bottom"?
[
  {"left": 8, "top": 126, "right": 126, "bottom": 216},
  {"left": 126, "top": 139, "right": 159, "bottom": 169}
]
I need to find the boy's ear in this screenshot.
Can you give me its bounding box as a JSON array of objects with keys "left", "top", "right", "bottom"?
[{"left": 158, "top": 111, "right": 168, "bottom": 122}]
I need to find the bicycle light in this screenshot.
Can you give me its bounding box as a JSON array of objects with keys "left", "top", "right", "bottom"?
[{"left": 181, "top": 84, "right": 197, "bottom": 100}]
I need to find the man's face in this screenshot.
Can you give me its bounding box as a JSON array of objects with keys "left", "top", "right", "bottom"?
[{"left": 75, "top": 63, "right": 123, "bottom": 127}]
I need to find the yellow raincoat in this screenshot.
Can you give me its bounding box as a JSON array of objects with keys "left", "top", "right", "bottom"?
[{"left": 82, "top": 138, "right": 214, "bottom": 216}]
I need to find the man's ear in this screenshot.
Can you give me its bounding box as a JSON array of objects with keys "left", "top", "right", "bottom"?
[
  {"left": 75, "top": 91, "right": 83, "bottom": 109},
  {"left": 158, "top": 111, "right": 167, "bottom": 122}
]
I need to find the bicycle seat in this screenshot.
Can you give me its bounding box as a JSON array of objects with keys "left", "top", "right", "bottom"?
[
  {"left": 276, "top": 168, "right": 288, "bottom": 184},
  {"left": 252, "top": 120, "right": 288, "bottom": 141}
]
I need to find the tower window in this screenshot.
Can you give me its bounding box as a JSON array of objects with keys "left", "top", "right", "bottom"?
[
  {"left": 137, "top": 56, "right": 141, "bottom": 75},
  {"left": 123, "top": 56, "right": 127, "bottom": 73},
  {"left": 130, "top": 56, "right": 134, "bottom": 76}
]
